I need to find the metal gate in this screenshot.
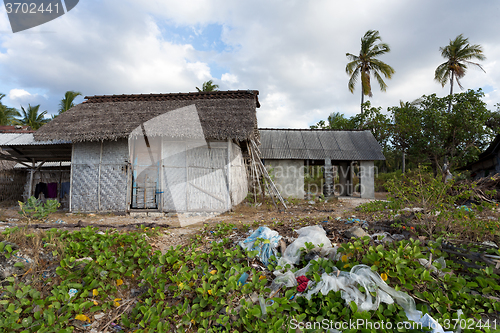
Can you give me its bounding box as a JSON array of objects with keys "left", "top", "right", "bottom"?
[{"left": 131, "top": 137, "right": 161, "bottom": 210}]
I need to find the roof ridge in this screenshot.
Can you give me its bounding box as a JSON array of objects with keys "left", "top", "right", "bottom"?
[
  {"left": 259, "top": 128, "right": 367, "bottom": 132},
  {"left": 84, "top": 90, "right": 259, "bottom": 99}
]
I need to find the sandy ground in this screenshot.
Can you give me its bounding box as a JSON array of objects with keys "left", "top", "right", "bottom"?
[{"left": 0, "top": 193, "right": 388, "bottom": 252}]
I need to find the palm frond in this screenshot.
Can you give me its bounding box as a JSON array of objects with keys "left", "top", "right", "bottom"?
[
  {"left": 373, "top": 70, "right": 388, "bottom": 92},
  {"left": 347, "top": 67, "right": 360, "bottom": 93}
]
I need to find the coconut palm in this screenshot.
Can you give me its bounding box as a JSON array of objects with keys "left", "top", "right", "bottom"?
[
  {"left": 346, "top": 30, "right": 395, "bottom": 114},
  {"left": 434, "top": 34, "right": 485, "bottom": 111},
  {"left": 0, "top": 93, "right": 20, "bottom": 126},
  {"left": 58, "top": 90, "right": 82, "bottom": 114},
  {"left": 14, "top": 104, "right": 49, "bottom": 130},
  {"left": 196, "top": 80, "right": 219, "bottom": 92}
]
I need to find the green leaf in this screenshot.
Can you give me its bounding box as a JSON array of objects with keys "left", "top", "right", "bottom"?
[{"left": 14, "top": 262, "right": 24, "bottom": 268}]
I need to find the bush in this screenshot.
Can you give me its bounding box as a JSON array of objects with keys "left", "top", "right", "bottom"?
[
  {"left": 374, "top": 170, "right": 403, "bottom": 192},
  {"left": 18, "top": 196, "right": 60, "bottom": 222}
]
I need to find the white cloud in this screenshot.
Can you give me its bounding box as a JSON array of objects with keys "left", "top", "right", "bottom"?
[
  {"left": 221, "top": 73, "right": 237, "bottom": 84},
  {"left": 8, "top": 89, "right": 31, "bottom": 100},
  {"left": 0, "top": 0, "right": 499, "bottom": 126},
  {"left": 6, "top": 89, "right": 47, "bottom": 108}
]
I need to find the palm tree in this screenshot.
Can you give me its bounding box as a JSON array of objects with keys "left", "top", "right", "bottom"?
[
  {"left": 196, "top": 80, "right": 219, "bottom": 92},
  {"left": 434, "top": 34, "right": 485, "bottom": 111},
  {"left": 58, "top": 90, "right": 82, "bottom": 114},
  {"left": 346, "top": 30, "right": 395, "bottom": 114},
  {"left": 15, "top": 104, "right": 49, "bottom": 130},
  {"left": 0, "top": 93, "right": 20, "bottom": 126}
]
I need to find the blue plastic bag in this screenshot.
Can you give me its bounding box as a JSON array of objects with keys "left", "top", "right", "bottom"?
[{"left": 239, "top": 227, "right": 281, "bottom": 266}]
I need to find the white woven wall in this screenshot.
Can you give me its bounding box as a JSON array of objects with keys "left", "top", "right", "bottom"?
[
  {"left": 161, "top": 139, "right": 243, "bottom": 212},
  {"left": 230, "top": 141, "right": 248, "bottom": 206}
]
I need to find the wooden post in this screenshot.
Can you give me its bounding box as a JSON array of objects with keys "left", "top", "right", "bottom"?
[
  {"left": 227, "top": 139, "right": 232, "bottom": 210},
  {"left": 28, "top": 159, "right": 35, "bottom": 199},
  {"left": 97, "top": 141, "right": 103, "bottom": 211}
]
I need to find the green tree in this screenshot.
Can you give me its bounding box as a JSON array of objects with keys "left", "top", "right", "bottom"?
[
  {"left": 389, "top": 100, "right": 422, "bottom": 173},
  {"left": 310, "top": 103, "right": 394, "bottom": 171},
  {"left": 434, "top": 34, "right": 485, "bottom": 111},
  {"left": 310, "top": 112, "right": 353, "bottom": 130},
  {"left": 0, "top": 93, "right": 20, "bottom": 126},
  {"left": 196, "top": 80, "right": 219, "bottom": 92},
  {"left": 346, "top": 30, "right": 395, "bottom": 114},
  {"left": 58, "top": 90, "right": 82, "bottom": 114},
  {"left": 391, "top": 89, "right": 495, "bottom": 179},
  {"left": 15, "top": 104, "right": 49, "bottom": 130}
]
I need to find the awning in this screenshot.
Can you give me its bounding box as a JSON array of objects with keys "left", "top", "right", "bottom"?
[{"left": 0, "top": 133, "right": 72, "bottom": 166}]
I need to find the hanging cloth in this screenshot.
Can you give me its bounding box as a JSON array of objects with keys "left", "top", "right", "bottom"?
[{"left": 47, "top": 183, "right": 58, "bottom": 198}]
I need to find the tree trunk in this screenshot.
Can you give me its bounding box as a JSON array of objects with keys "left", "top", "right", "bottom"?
[
  {"left": 360, "top": 88, "right": 364, "bottom": 114},
  {"left": 402, "top": 151, "right": 406, "bottom": 174},
  {"left": 430, "top": 157, "right": 439, "bottom": 177},
  {"left": 447, "top": 72, "right": 454, "bottom": 112}
]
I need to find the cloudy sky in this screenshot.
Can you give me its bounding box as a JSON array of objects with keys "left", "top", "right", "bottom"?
[{"left": 0, "top": 0, "right": 498, "bottom": 128}]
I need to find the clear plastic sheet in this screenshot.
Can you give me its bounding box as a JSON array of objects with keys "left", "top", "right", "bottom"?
[{"left": 281, "top": 225, "right": 333, "bottom": 265}]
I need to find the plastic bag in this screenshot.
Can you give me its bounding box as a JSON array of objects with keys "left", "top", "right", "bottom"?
[
  {"left": 282, "top": 225, "right": 332, "bottom": 265},
  {"left": 302, "top": 264, "right": 421, "bottom": 321},
  {"left": 239, "top": 227, "right": 281, "bottom": 266},
  {"left": 418, "top": 257, "right": 446, "bottom": 278}
]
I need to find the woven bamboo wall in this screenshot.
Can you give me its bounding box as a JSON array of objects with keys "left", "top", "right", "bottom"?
[
  {"left": 230, "top": 141, "right": 248, "bottom": 206},
  {"left": 99, "top": 140, "right": 128, "bottom": 211},
  {"left": 0, "top": 169, "right": 26, "bottom": 202},
  {"left": 161, "top": 139, "right": 238, "bottom": 212},
  {"left": 187, "top": 141, "right": 229, "bottom": 211},
  {"left": 71, "top": 139, "right": 128, "bottom": 212},
  {"left": 162, "top": 141, "right": 187, "bottom": 211}
]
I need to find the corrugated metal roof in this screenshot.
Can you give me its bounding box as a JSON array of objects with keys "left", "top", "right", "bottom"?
[
  {"left": 14, "top": 161, "right": 71, "bottom": 169},
  {"left": 259, "top": 129, "right": 385, "bottom": 161},
  {"left": 0, "top": 133, "right": 70, "bottom": 146}
]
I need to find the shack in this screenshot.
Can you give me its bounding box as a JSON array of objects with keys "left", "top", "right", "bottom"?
[
  {"left": 33, "top": 91, "right": 260, "bottom": 214},
  {"left": 259, "top": 129, "right": 385, "bottom": 199}
]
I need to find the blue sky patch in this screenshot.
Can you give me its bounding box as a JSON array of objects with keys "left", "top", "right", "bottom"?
[{"left": 159, "top": 22, "right": 229, "bottom": 53}]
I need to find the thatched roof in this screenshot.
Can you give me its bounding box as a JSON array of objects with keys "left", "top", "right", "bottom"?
[{"left": 34, "top": 90, "right": 260, "bottom": 143}]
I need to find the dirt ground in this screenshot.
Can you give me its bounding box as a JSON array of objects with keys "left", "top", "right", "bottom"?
[{"left": 0, "top": 193, "right": 388, "bottom": 252}]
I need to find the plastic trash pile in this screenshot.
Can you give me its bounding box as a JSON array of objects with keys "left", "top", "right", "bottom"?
[{"left": 239, "top": 224, "right": 456, "bottom": 333}]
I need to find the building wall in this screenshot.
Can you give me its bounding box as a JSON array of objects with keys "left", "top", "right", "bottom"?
[
  {"left": 71, "top": 138, "right": 249, "bottom": 213},
  {"left": 0, "top": 169, "right": 25, "bottom": 202},
  {"left": 71, "top": 139, "right": 128, "bottom": 212},
  {"left": 359, "top": 160, "right": 375, "bottom": 199},
  {"left": 265, "top": 159, "right": 304, "bottom": 199},
  {"left": 230, "top": 141, "right": 248, "bottom": 206},
  {"left": 160, "top": 138, "right": 249, "bottom": 212}
]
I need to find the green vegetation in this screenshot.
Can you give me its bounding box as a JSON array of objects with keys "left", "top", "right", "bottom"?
[
  {"left": 18, "top": 197, "right": 60, "bottom": 223},
  {"left": 14, "top": 104, "right": 49, "bottom": 130},
  {"left": 434, "top": 34, "right": 486, "bottom": 103},
  {"left": 360, "top": 167, "right": 500, "bottom": 241},
  {"left": 312, "top": 88, "right": 498, "bottom": 176},
  {"left": 1, "top": 198, "right": 499, "bottom": 332},
  {"left": 196, "top": 80, "right": 219, "bottom": 92},
  {"left": 0, "top": 93, "right": 20, "bottom": 126},
  {"left": 58, "top": 91, "right": 82, "bottom": 115}
]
